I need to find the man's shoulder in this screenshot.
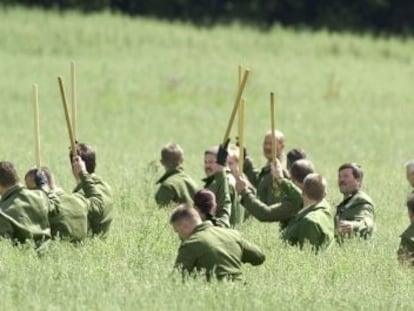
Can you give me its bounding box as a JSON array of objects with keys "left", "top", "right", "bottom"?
[
  {"left": 352, "top": 191, "right": 375, "bottom": 207},
  {"left": 401, "top": 223, "right": 414, "bottom": 241}
]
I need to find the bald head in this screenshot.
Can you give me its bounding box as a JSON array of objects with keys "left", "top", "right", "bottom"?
[{"left": 263, "top": 130, "right": 285, "bottom": 161}]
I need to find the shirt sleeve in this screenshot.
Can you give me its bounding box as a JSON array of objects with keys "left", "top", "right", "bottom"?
[
  {"left": 213, "top": 170, "right": 232, "bottom": 228},
  {"left": 79, "top": 172, "right": 105, "bottom": 218},
  {"left": 239, "top": 237, "right": 266, "bottom": 266},
  {"left": 174, "top": 242, "right": 196, "bottom": 275},
  {"left": 155, "top": 184, "right": 176, "bottom": 206},
  {"left": 240, "top": 189, "right": 296, "bottom": 222},
  {"left": 348, "top": 203, "right": 375, "bottom": 237}
]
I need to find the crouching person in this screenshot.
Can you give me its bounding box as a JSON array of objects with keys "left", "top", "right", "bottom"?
[
  {"left": 0, "top": 161, "right": 51, "bottom": 250},
  {"left": 397, "top": 195, "right": 414, "bottom": 265},
  {"left": 171, "top": 206, "right": 265, "bottom": 281},
  {"left": 25, "top": 165, "right": 88, "bottom": 242}
]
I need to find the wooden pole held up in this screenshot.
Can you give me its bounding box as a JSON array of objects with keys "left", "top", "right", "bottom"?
[
  {"left": 270, "top": 92, "right": 276, "bottom": 161},
  {"left": 57, "top": 76, "right": 77, "bottom": 156},
  {"left": 70, "top": 61, "right": 77, "bottom": 140},
  {"left": 223, "top": 69, "right": 250, "bottom": 144},
  {"left": 32, "top": 84, "right": 41, "bottom": 169}
]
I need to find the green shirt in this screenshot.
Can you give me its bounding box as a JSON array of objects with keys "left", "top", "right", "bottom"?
[
  {"left": 155, "top": 167, "right": 198, "bottom": 207},
  {"left": 203, "top": 170, "right": 232, "bottom": 228},
  {"left": 244, "top": 157, "right": 288, "bottom": 205},
  {"left": 73, "top": 173, "right": 113, "bottom": 236},
  {"left": 335, "top": 190, "right": 375, "bottom": 240},
  {"left": 283, "top": 199, "right": 334, "bottom": 251},
  {"left": 397, "top": 223, "right": 414, "bottom": 265},
  {"left": 0, "top": 185, "right": 51, "bottom": 246},
  {"left": 240, "top": 178, "right": 303, "bottom": 230},
  {"left": 174, "top": 221, "right": 265, "bottom": 281}
]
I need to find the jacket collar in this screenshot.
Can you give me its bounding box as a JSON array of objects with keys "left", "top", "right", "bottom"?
[
  {"left": 0, "top": 184, "right": 23, "bottom": 202},
  {"left": 191, "top": 221, "right": 213, "bottom": 235},
  {"left": 156, "top": 166, "right": 184, "bottom": 184}
]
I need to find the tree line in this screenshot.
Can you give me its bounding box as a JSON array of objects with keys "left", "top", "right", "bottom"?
[{"left": 2, "top": 0, "right": 414, "bottom": 35}]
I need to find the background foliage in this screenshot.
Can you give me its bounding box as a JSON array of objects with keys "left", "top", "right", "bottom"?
[
  {"left": 0, "top": 7, "right": 414, "bottom": 310},
  {"left": 1, "top": 0, "right": 414, "bottom": 34}
]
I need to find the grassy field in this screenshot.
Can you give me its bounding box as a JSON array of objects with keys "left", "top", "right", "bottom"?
[{"left": 1, "top": 7, "right": 414, "bottom": 310}]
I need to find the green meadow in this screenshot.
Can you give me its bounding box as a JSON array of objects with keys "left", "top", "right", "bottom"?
[{"left": 1, "top": 7, "right": 414, "bottom": 310}]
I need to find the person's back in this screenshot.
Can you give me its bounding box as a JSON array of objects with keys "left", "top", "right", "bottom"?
[
  {"left": 155, "top": 143, "right": 198, "bottom": 207},
  {"left": 71, "top": 142, "right": 113, "bottom": 236},
  {"left": 171, "top": 207, "right": 265, "bottom": 281},
  {"left": 73, "top": 173, "right": 113, "bottom": 236},
  {"left": 155, "top": 167, "right": 198, "bottom": 206},
  {"left": 48, "top": 190, "right": 88, "bottom": 241},
  {"left": 0, "top": 162, "right": 51, "bottom": 247},
  {"left": 282, "top": 174, "right": 334, "bottom": 251}
]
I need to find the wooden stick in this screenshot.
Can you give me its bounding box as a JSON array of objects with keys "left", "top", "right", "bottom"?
[
  {"left": 223, "top": 69, "right": 250, "bottom": 144},
  {"left": 270, "top": 92, "right": 276, "bottom": 161},
  {"left": 57, "top": 76, "right": 77, "bottom": 156},
  {"left": 238, "top": 65, "right": 242, "bottom": 86},
  {"left": 32, "top": 84, "right": 41, "bottom": 169},
  {"left": 71, "top": 61, "right": 77, "bottom": 140},
  {"left": 238, "top": 98, "right": 245, "bottom": 174}
]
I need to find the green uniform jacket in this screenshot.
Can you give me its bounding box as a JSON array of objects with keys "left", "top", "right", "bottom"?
[
  {"left": 203, "top": 170, "right": 232, "bottom": 228},
  {"left": 73, "top": 173, "right": 113, "bottom": 236},
  {"left": 46, "top": 180, "right": 103, "bottom": 241},
  {"left": 244, "top": 157, "right": 288, "bottom": 205},
  {"left": 0, "top": 185, "right": 51, "bottom": 245},
  {"left": 226, "top": 171, "right": 243, "bottom": 227},
  {"left": 282, "top": 199, "right": 334, "bottom": 251},
  {"left": 174, "top": 221, "right": 265, "bottom": 281},
  {"left": 240, "top": 178, "right": 303, "bottom": 230},
  {"left": 397, "top": 223, "right": 414, "bottom": 265},
  {"left": 155, "top": 167, "right": 198, "bottom": 207},
  {"left": 335, "top": 190, "right": 375, "bottom": 239}
]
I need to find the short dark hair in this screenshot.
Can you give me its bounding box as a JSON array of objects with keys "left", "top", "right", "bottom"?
[
  {"left": 25, "top": 166, "right": 54, "bottom": 188},
  {"left": 290, "top": 159, "right": 315, "bottom": 183},
  {"left": 303, "top": 174, "right": 326, "bottom": 201},
  {"left": 0, "top": 161, "right": 19, "bottom": 187},
  {"left": 338, "top": 163, "right": 363, "bottom": 180},
  {"left": 161, "top": 143, "right": 184, "bottom": 169},
  {"left": 193, "top": 189, "right": 216, "bottom": 217},
  {"left": 287, "top": 148, "right": 307, "bottom": 169},
  {"left": 170, "top": 205, "right": 199, "bottom": 224},
  {"left": 407, "top": 195, "right": 414, "bottom": 213},
  {"left": 70, "top": 142, "right": 96, "bottom": 174}
]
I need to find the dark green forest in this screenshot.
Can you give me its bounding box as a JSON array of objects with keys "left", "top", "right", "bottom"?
[{"left": 1, "top": 0, "right": 414, "bottom": 34}]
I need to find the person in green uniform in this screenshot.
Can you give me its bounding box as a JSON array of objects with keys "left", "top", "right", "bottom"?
[
  {"left": 0, "top": 161, "right": 51, "bottom": 249},
  {"left": 193, "top": 189, "right": 219, "bottom": 226},
  {"left": 243, "top": 130, "right": 287, "bottom": 205},
  {"left": 70, "top": 142, "right": 113, "bottom": 236},
  {"left": 235, "top": 159, "right": 315, "bottom": 230},
  {"left": 335, "top": 163, "right": 375, "bottom": 241},
  {"left": 202, "top": 140, "right": 233, "bottom": 228},
  {"left": 155, "top": 143, "right": 198, "bottom": 207},
  {"left": 405, "top": 160, "right": 414, "bottom": 191},
  {"left": 397, "top": 194, "right": 414, "bottom": 265},
  {"left": 282, "top": 173, "right": 334, "bottom": 251},
  {"left": 170, "top": 205, "right": 265, "bottom": 281},
  {"left": 25, "top": 162, "right": 98, "bottom": 242}
]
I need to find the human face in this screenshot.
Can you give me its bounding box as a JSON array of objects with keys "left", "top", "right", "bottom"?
[
  {"left": 25, "top": 176, "right": 37, "bottom": 190},
  {"left": 406, "top": 168, "right": 414, "bottom": 187},
  {"left": 172, "top": 220, "right": 193, "bottom": 241},
  {"left": 262, "top": 134, "right": 284, "bottom": 161},
  {"left": 204, "top": 153, "right": 221, "bottom": 177},
  {"left": 338, "top": 168, "right": 361, "bottom": 196},
  {"left": 227, "top": 155, "right": 238, "bottom": 175}
]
